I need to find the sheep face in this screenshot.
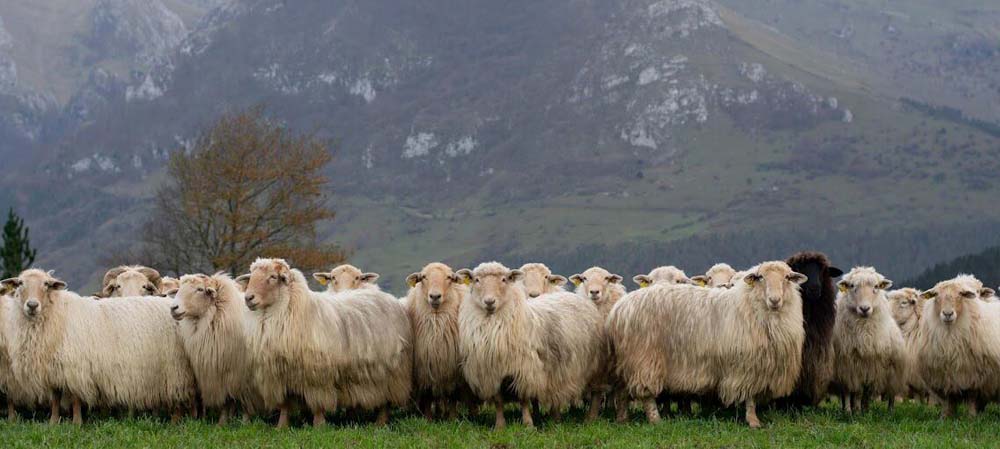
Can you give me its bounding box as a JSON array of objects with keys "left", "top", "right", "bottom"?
[
  {"left": 888, "top": 288, "right": 921, "bottom": 327},
  {"left": 790, "top": 259, "right": 842, "bottom": 301},
  {"left": 160, "top": 277, "right": 180, "bottom": 296},
  {"left": 1, "top": 269, "right": 66, "bottom": 318},
  {"left": 743, "top": 262, "right": 807, "bottom": 311},
  {"left": 702, "top": 263, "right": 736, "bottom": 288},
  {"left": 635, "top": 266, "right": 689, "bottom": 288},
  {"left": 312, "top": 264, "right": 379, "bottom": 292},
  {"left": 571, "top": 267, "right": 623, "bottom": 303},
  {"left": 458, "top": 262, "right": 523, "bottom": 315},
  {"left": 837, "top": 267, "right": 891, "bottom": 318},
  {"left": 407, "top": 262, "right": 460, "bottom": 310},
  {"left": 244, "top": 258, "right": 292, "bottom": 311},
  {"left": 102, "top": 266, "right": 161, "bottom": 297},
  {"left": 171, "top": 274, "right": 219, "bottom": 321},
  {"left": 922, "top": 278, "right": 982, "bottom": 325},
  {"left": 518, "top": 263, "right": 566, "bottom": 298}
]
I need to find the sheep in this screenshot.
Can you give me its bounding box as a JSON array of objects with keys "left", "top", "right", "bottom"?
[
  {"left": 690, "top": 263, "right": 737, "bottom": 288},
  {"left": 242, "top": 258, "right": 412, "bottom": 428},
  {"left": 518, "top": 263, "right": 567, "bottom": 298},
  {"left": 607, "top": 261, "right": 806, "bottom": 428},
  {"left": 1, "top": 269, "right": 197, "bottom": 425},
  {"left": 160, "top": 276, "right": 180, "bottom": 296},
  {"left": 171, "top": 273, "right": 261, "bottom": 425},
  {"left": 0, "top": 293, "right": 20, "bottom": 420},
  {"left": 101, "top": 265, "right": 163, "bottom": 297},
  {"left": 831, "top": 267, "right": 907, "bottom": 414},
  {"left": 404, "top": 262, "right": 469, "bottom": 420},
  {"left": 780, "top": 251, "right": 843, "bottom": 407},
  {"left": 888, "top": 287, "right": 930, "bottom": 401},
  {"left": 311, "top": 264, "right": 380, "bottom": 292},
  {"left": 915, "top": 274, "right": 1000, "bottom": 418},
  {"left": 457, "top": 262, "right": 602, "bottom": 429},
  {"left": 632, "top": 266, "right": 691, "bottom": 288},
  {"left": 567, "top": 266, "right": 627, "bottom": 421}
]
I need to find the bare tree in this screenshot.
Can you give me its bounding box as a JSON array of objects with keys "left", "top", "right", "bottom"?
[{"left": 141, "top": 106, "right": 346, "bottom": 276}]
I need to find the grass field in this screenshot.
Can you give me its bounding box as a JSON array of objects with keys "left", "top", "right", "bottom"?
[{"left": 1, "top": 402, "right": 997, "bottom": 448}]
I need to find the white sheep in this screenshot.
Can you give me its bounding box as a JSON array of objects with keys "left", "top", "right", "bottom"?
[
  {"left": 1, "top": 269, "right": 197, "bottom": 425},
  {"left": 518, "top": 263, "right": 567, "bottom": 299},
  {"left": 915, "top": 274, "right": 1000, "bottom": 417},
  {"left": 171, "top": 273, "right": 261, "bottom": 425},
  {"left": 311, "top": 264, "right": 380, "bottom": 292},
  {"left": 243, "top": 258, "right": 412, "bottom": 428},
  {"left": 0, "top": 293, "right": 20, "bottom": 420},
  {"left": 404, "top": 262, "right": 469, "bottom": 420},
  {"left": 831, "top": 267, "right": 907, "bottom": 414},
  {"left": 691, "top": 263, "right": 738, "bottom": 288},
  {"left": 101, "top": 265, "right": 163, "bottom": 297},
  {"left": 569, "top": 266, "right": 627, "bottom": 422},
  {"left": 607, "top": 261, "right": 806, "bottom": 428},
  {"left": 632, "top": 266, "right": 691, "bottom": 288},
  {"left": 457, "top": 262, "right": 603, "bottom": 429}
]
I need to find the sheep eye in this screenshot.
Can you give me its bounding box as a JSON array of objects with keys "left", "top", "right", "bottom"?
[
  {"left": 196, "top": 287, "right": 204, "bottom": 292},
  {"left": 355, "top": 276, "right": 360, "bottom": 281}
]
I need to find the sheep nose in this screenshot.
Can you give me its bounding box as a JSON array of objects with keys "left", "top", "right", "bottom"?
[
  {"left": 170, "top": 305, "right": 178, "bottom": 311},
  {"left": 429, "top": 293, "right": 442, "bottom": 301},
  {"left": 942, "top": 310, "right": 955, "bottom": 319},
  {"left": 483, "top": 298, "right": 496, "bottom": 306},
  {"left": 245, "top": 294, "right": 255, "bottom": 303},
  {"left": 858, "top": 305, "right": 872, "bottom": 315},
  {"left": 767, "top": 297, "right": 781, "bottom": 308},
  {"left": 26, "top": 300, "right": 39, "bottom": 310},
  {"left": 589, "top": 290, "right": 600, "bottom": 296},
  {"left": 528, "top": 292, "right": 539, "bottom": 298}
]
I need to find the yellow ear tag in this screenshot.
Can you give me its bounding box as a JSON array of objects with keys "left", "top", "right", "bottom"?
[
  {"left": 407, "top": 278, "right": 417, "bottom": 288},
  {"left": 694, "top": 279, "right": 707, "bottom": 287},
  {"left": 317, "top": 277, "right": 328, "bottom": 286},
  {"left": 639, "top": 281, "right": 649, "bottom": 288},
  {"left": 838, "top": 284, "right": 848, "bottom": 293},
  {"left": 462, "top": 278, "right": 471, "bottom": 286}
]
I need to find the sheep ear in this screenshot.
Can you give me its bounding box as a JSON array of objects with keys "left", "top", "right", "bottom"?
[
  {"left": 456, "top": 269, "right": 473, "bottom": 285},
  {"left": 744, "top": 273, "right": 762, "bottom": 286},
  {"left": 690, "top": 275, "right": 709, "bottom": 287},
  {"left": 164, "top": 287, "right": 179, "bottom": 297},
  {"left": 608, "top": 274, "right": 623, "bottom": 284},
  {"left": 507, "top": 269, "right": 524, "bottom": 282},
  {"left": 361, "top": 272, "right": 379, "bottom": 283},
  {"left": 546, "top": 275, "right": 567, "bottom": 286},
  {"left": 979, "top": 288, "right": 995, "bottom": 299},
  {"left": 312, "top": 273, "right": 331, "bottom": 286},
  {"left": 49, "top": 280, "right": 67, "bottom": 291},
  {"left": 920, "top": 290, "right": 937, "bottom": 300},
  {"left": 876, "top": 279, "right": 893, "bottom": 290},
  {"left": 632, "top": 275, "right": 651, "bottom": 288},
  {"left": 235, "top": 274, "right": 251, "bottom": 289},
  {"left": 787, "top": 272, "right": 808, "bottom": 285},
  {"left": 837, "top": 281, "right": 849, "bottom": 293},
  {"left": 569, "top": 274, "right": 583, "bottom": 286},
  {"left": 0, "top": 278, "right": 18, "bottom": 295},
  {"left": 828, "top": 266, "right": 844, "bottom": 278},
  {"left": 406, "top": 273, "right": 422, "bottom": 288}
]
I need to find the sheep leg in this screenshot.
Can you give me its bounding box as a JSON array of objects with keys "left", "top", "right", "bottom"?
[
  {"left": 531, "top": 400, "right": 541, "bottom": 423},
  {"left": 7, "top": 401, "right": 16, "bottom": 421},
  {"left": 493, "top": 396, "right": 506, "bottom": 430},
  {"left": 49, "top": 397, "right": 61, "bottom": 425},
  {"left": 861, "top": 391, "right": 871, "bottom": 413},
  {"left": 887, "top": 395, "right": 895, "bottom": 413},
  {"left": 679, "top": 398, "right": 693, "bottom": 415},
  {"left": 967, "top": 399, "right": 979, "bottom": 417},
  {"left": 745, "top": 399, "right": 761, "bottom": 429},
  {"left": 551, "top": 407, "right": 562, "bottom": 423},
  {"left": 170, "top": 408, "right": 183, "bottom": 424},
  {"left": 520, "top": 400, "right": 535, "bottom": 429},
  {"left": 419, "top": 396, "right": 433, "bottom": 421},
  {"left": 276, "top": 402, "right": 290, "bottom": 429},
  {"left": 375, "top": 406, "right": 390, "bottom": 426},
  {"left": 585, "top": 394, "right": 603, "bottom": 423},
  {"left": 851, "top": 395, "right": 861, "bottom": 415},
  {"left": 445, "top": 400, "right": 459, "bottom": 420},
  {"left": 72, "top": 396, "right": 83, "bottom": 426},
  {"left": 218, "top": 404, "right": 230, "bottom": 427},
  {"left": 614, "top": 391, "right": 628, "bottom": 423},
  {"left": 643, "top": 398, "right": 661, "bottom": 424},
  {"left": 941, "top": 399, "right": 955, "bottom": 419},
  {"left": 840, "top": 393, "right": 849, "bottom": 414},
  {"left": 312, "top": 408, "right": 326, "bottom": 427}
]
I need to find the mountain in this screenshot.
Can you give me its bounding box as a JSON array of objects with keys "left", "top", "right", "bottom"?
[
  {"left": 905, "top": 246, "right": 1000, "bottom": 291},
  {"left": 1, "top": 0, "right": 999, "bottom": 291}
]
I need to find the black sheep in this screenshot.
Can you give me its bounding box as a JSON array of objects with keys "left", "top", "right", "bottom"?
[{"left": 783, "top": 251, "right": 843, "bottom": 407}]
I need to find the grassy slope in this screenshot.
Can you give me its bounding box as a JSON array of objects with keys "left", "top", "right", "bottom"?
[{"left": 1, "top": 403, "right": 997, "bottom": 448}]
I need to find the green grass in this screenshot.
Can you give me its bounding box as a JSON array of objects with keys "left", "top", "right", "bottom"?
[{"left": 1, "top": 402, "right": 997, "bottom": 448}]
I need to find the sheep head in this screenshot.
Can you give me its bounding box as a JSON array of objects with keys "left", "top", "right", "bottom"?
[
  {"left": 518, "top": 263, "right": 566, "bottom": 298},
  {"left": 160, "top": 276, "right": 181, "bottom": 296},
  {"left": 407, "top": 262, "right": 461, "bottom": 311},
  {"left": 743, "top": 261, "right": 807, "bottom": 311},
  {"left": 457, "top": 262, "right": 523, "bottom": 315},
  {"left": 634, "top": 265, "right": 690, "bottom": 288},
  {"left": 312, "top": 264, "right": 379, "bottom": 292},
  {"left": 837, "top": 267, "right": 891, "bottom": 318},
  {"left": 570, "top": 266, "right": 623, "bottom": 304},
  {"left": 921, "top": 275, "right": 984, "bottom": 325},
  {"left": 103, "top": 265, "right": 161, "bottom": 297},
  {"left": 171, "top": 273, "right": 234, "bottom": 321},
  {"left": 244, "top": 258, "right": 292, "bottom": 311},
  {"left": 888, "top": 288, "right": 922, "bottom": 327},
  {"left": 1, "top": 269, "right": 67, "bottom": 318}
]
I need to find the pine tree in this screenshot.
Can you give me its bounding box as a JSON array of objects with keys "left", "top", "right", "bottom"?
[{"left": 1, "top": 208, "right": 36, "bottom": 279}]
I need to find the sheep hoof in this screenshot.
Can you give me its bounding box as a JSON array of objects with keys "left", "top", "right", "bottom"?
[
  {"left": 748, "top": 419, "right": 762, "bottom": 429},
  {"left": 312, "top": 414, "right": 326, "bottom": 428}
]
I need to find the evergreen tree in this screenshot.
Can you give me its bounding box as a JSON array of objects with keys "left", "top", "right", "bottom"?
[{"left": 1, "top": 208, "right": 36, "bottom": 279}]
